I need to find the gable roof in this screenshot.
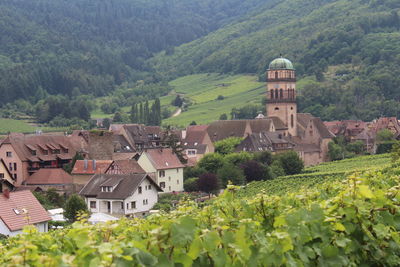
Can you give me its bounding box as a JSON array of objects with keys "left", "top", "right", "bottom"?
[
  {"left": 80, "top": 173, "right": 162, "bottom": 199},
  {"left": 297, "top": 113, "right": 334, "bottom": 139},
  {"left": 72, "top": 160, "right": 113, "bottom": 175},
  {"left": 144, "top": 148, "right": 185, "bottom": 170},
  {"left": 269, "top": 117, "right": 287, "bottom": 130},
  {"left": 0, "top": 190, "right": 51, "bottom": 231},
  {"left": 0, "top": 133, "right": 86, "bottom": 163},
  {"left": 25, "top": 168, "right": 73, "bottom": 185},
  {"left": 106, "top": 160, "right": 145, "bottom": 174},
  {"left": 236, "top": 132, "right": 294, "bottom": 152}
]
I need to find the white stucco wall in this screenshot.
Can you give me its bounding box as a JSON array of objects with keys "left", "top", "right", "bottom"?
[
  {"left": 85, "top": 178, "right": 159, "bottom": 216},
  {"left": 157, "top": 168, "right": 183, "bottom": 193},
  {"left": 0, "top": 219, "right": 48, "bottom": 237}
]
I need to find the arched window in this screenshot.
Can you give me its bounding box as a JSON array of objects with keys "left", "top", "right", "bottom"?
[
  {"left": 279, "top": 89, "right": 283, "bottom": 98},
  {"left": 270, "top": 90, "right": 274, "bottom": 99},
  {"left": 291, "top": 114, "right": 294, "bottom": 128},
  {"left": 275, "top": 89, "right": 278, "bottom": 99},
  {"left": 275, "top": 71, "right": 278, "bottom": 79}
]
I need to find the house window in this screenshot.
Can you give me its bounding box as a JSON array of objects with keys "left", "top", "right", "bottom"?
[
  {"left": 101, "top": 186, "right": 113, "bottom": 192},
  {"left": 138, "top": 186, "right": 142, "bottom": 194},
  {"left": 13, "top": 174, "right": 17, "bottom": 180},
  {"left": 168, "top": 177, "right": 171, "bottom": 181},
  {"left": 131, "top": 201, "right": 136, "bottom": 209},
  {"left": 126, "top": 203, "right": 129, "bottom": 209},
  {"left": 176, "top": 168, "right": 179, "bottom": 173},
  {"left": 143, "top": 199, "right": 148, "bottom": 205},
  {"left": 31, "top": 150, "right": 36, "bottom": 156},
  {"left": 13, "top": 163, "right": 17, "bottom": 171},
  {"left": 159, "top": 170, "right": 165, "bottom": 177},
  {"left": 0, "top": 173, "right": 4, "bottom": 178},
  {"left": 169, "top": 186, "right": 171, "bottom": 191},
  {"left": 6, "top": 152, "right": 12, "bottom": 157},
  {"left": 160, "top": 182, "right": 165, "bottom": 189},
  {"left": 177, "top": 179, "right": 179, "bottom": 184},
  {"left": 90, "top": 201, "right": 96, "bottom": 209},
  {"left": 9, "top": 163, "right": 12, "bottom": 171},
  {"left": 148, "top": 184, "right": 152, "bottom": 190},
  {"left": 121, "top": 202, "right": 124, "bottom": 209}
]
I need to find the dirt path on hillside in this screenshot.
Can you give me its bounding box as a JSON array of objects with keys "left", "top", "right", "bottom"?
[{"left": 172, "top": 108, "right": 182, "bottom": 117}]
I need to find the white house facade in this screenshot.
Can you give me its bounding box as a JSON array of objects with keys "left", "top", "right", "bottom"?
[
  {"left": 137, "top": 148, "right": 184, "bottom": 193},
  {"left": 80, "top": 173, "right": 162, "bottom": 217}
]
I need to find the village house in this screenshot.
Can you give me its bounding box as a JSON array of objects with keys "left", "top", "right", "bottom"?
[
  {"left": 0, "top": 133, "right": 86, "bottom": 187},
  {"left": 23, "top": 168, "right": 74, "bottom": 195},
  {"left": 80, "top": 173, "right": 162, "bottom": 217},
  {"left": 137, "top": 148, "right": 184, "bottom": 193},
  {"left": 235, "top": 131, "right": 295, "bottom": 153},
  {"left": 109, "top": 124, "right": 164, "bottom": 151},
  {"left": 0, "top": 159, "right": 15, "bottom": 192},
  {"left": 0, "top": 190, "right": 51, "bottom": 236},
  {"left": 105, "top": 159, "right": 145, "bottom": 175},
  {"left": 181, "top": 125, "right": 214, "bottom": 163},
  {"left": 71, "top": 159, "right": 113, "bottom": 190}
]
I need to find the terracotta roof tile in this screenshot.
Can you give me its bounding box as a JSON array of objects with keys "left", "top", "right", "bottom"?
[
  {"left": 25, "top": 168, "right": 73, "bottom": 185},
  {"left": 0, "top": 190, "right": 51, "bottom": 231},
  {"left": 144, "top": 148, "right": 185, "bottom": 170},
  {"left": 72, "top": 160, "right": 113, "bottom": 175},
  {"left": 107, "top": 160, "right": 145, "bottom": 174}
]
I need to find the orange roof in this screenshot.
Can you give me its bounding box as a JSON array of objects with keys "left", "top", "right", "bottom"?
[
  {"left": 25, "top": 168, "right": 73, "bottom": 185},
  {"left": 72, "top": 160, "right": 112, "bottom": 175},
  {"left": 0, "top": 190, "right": 51, "bottom": 231},
  {"left": 144, "top": 148, "right": 185, "bottom": 170}
]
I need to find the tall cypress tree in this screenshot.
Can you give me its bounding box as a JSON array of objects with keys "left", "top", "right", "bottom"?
[
  {"left": 130, "top": 103, "right": 137, "bottom": 123},
  {"left": 154, "top": 98, "right": 161, "bottom": 126},
  {"left": 144, "top": 101, "right": 150, "bottom": 125},
  {"left": 139, "top": 102, "right": 144, "bottom": 124}
]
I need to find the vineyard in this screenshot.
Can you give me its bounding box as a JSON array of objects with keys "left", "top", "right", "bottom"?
[
  {"left": 238, "top": 154, "right": 391, "bottom": 198},
  {"left": 1, "top": 154, "right": 400, "bottom": 266}
]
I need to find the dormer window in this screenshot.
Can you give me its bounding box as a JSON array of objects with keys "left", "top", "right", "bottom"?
[
  {"left": 43, "top": 150, "right": 48, "bottom": 155},
  {"left": 101, "top": 186, "right": 113, "bottom": 192},
  {"left": 63, "top": 149, "right": 69, "bottom": 153}
]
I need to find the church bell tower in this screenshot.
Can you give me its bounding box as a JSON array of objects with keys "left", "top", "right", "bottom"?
[{"left": 266, "top": 56, "right": 297, "bottom": 136}]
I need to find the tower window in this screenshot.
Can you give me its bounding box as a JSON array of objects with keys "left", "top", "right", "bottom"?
[
  {"left": 275, "top": 89, "right": 278, "bottom": 99},
  {"left": 275, "top": 71, "right": 278, "bottom": 79},
  {"left": 279, "top": 89, "right": 283, "bottom": 98},
  {"left": 270, "top": 90, "right": 274, "bottom": 99},
  {"left": 291, "top": 114, "right": 294, "bottom": 128}
]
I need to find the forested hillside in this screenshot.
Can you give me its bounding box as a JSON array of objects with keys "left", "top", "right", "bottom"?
[
  {"left": 152, "top": 0, "right": 400, "bottom": 121},
  {"left": 0, "top": 0, "right": 268, "bottom": 105}
]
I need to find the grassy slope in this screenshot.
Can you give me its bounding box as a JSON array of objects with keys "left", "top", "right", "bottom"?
[
  {"left": 238, "top": 153, "right": 391, "bottom": 197},
  {"left": 0, "top": 118, "right": 65, "bottom": 134},
  {"left": 162, "top": 73, "right": 264, "bottom": 127}
]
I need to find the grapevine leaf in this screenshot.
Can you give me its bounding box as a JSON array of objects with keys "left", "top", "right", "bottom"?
[
  {"left": 358, "top": 185, "right": 374, "bottom": 199},
  {"left": 171, "top": 216, "right": 196, "bottom": 247},
  {"left": 135, "top": 250, "right": 157, "bottom": 266},
  {"left": 202, "top": 231, "right": 220, "bottom": 252},
  {"left": 188, "top": 237, "right": 202, "bottom": 260},
  {"left": 334, "top": 222, "right": 346, "bottom": 232}
]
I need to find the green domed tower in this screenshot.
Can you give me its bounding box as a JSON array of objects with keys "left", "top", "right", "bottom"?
[{"left": 266, "top": 56, "right": 297, "bottom": 136}]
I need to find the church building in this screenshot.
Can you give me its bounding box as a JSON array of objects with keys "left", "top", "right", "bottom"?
[{"left": 265, "top": 57, "right": 334, "bottom": 165}]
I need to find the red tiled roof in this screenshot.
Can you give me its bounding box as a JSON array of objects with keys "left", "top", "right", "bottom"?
[
  {"left": 25, "top": 168, "right": 73, "bottom": 185},
  {"left": 72, "top": 160, "right": 113, "bottom": 175},
  {"left": 107, "top": 160, "right": 145, "bottom": 174},
  {"left": 0, "top": 190, "right": 51, "bottom": 231},
  {"left": 144, "top": 148, "right": 185, "bottom": 170},
  {"left": 0, "top": 133, "right": 86, "bottom": 163}
]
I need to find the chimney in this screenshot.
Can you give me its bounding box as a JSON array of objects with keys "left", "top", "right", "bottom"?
[
  {"left": 84, "top": 159, "right": 88, "bottom": 170},
  {"left": 92, "top": 159, "right": 96, "bottom": 171},
  {"left": 3, "top": 188, "right": 10, "bottom": 199}
]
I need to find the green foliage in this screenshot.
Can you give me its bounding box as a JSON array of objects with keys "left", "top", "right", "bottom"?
[
  {"left": 63, "top": 152, "right": 84, "bottom": 174},
  {"left": 1, "top": 153, "right": 399, "bottom": 266},
  {"left": 64, "top": 194, "right": 88, "bottom": 223},
  {"left": 217, "top": 163, "right": 245, "bottom": 186},
  {"left": 184, "top": 166, "right": 207, "bottom": 180},
  {"left": 376, "top": 129, "right": 395, "bottom": 142},
  {"left": 224, "top": 151, "right": 253, "bottom": 166},
  {"left": 198, "top": 153, "right": 225, "bottom": 174},
  {"left": 328, "top": 141, "right": 345, "bottom": 161},
  {"left": 214, "top": 137, "right": 243, "bottom": 155},
  {"left": 240, "top": 160, "right": 271, "bottom": 182},
  {"left": 346, "top": 140, "right": 365, "bottom": 154},
  {"left": 198, "top": 173, "right": 219, "bottom": 195},
  {"left": 274, "top": 151, "right": 304, "bottom": 175},
  {"left": 219, "top": 113, "right": 228, "bottom": 120},
  {"left": 184, "top": 178, "right": 199, "bottom": 192},
  {"left": 376, "top": 141, "right": 397, "bottom": 154}
]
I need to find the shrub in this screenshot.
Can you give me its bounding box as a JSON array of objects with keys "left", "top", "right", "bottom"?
[
  {"left": 198, "top": 153, "right": 225, "bottom": 174},
  {"left": 214, "top": 137, "right": 243, "bottom": 155},
  {"left": 240, "top": 160, "right": 271, "bottom": 182},
  {"left": 217, "top": 163, "right": 245, "bottom": 186},
  {"left": 198, "top": 173, "right": 219, "bottom": 195},
  {"left": 184, "top": 178, "right": 199, "bottom": 192},
  {"left": 275, "top": 151, "right": 304, "bottom": 175},
  {"left": 64, "top": 194, "right": 88, "bottom": 223}
]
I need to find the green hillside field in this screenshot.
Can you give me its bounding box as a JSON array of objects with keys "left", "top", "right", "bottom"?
[
  {"left": 162, "top": 73, "right": 265, "bottom": 127},
  {"left": 0, "top": 118, "right": 65, "bottom": 135}
]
